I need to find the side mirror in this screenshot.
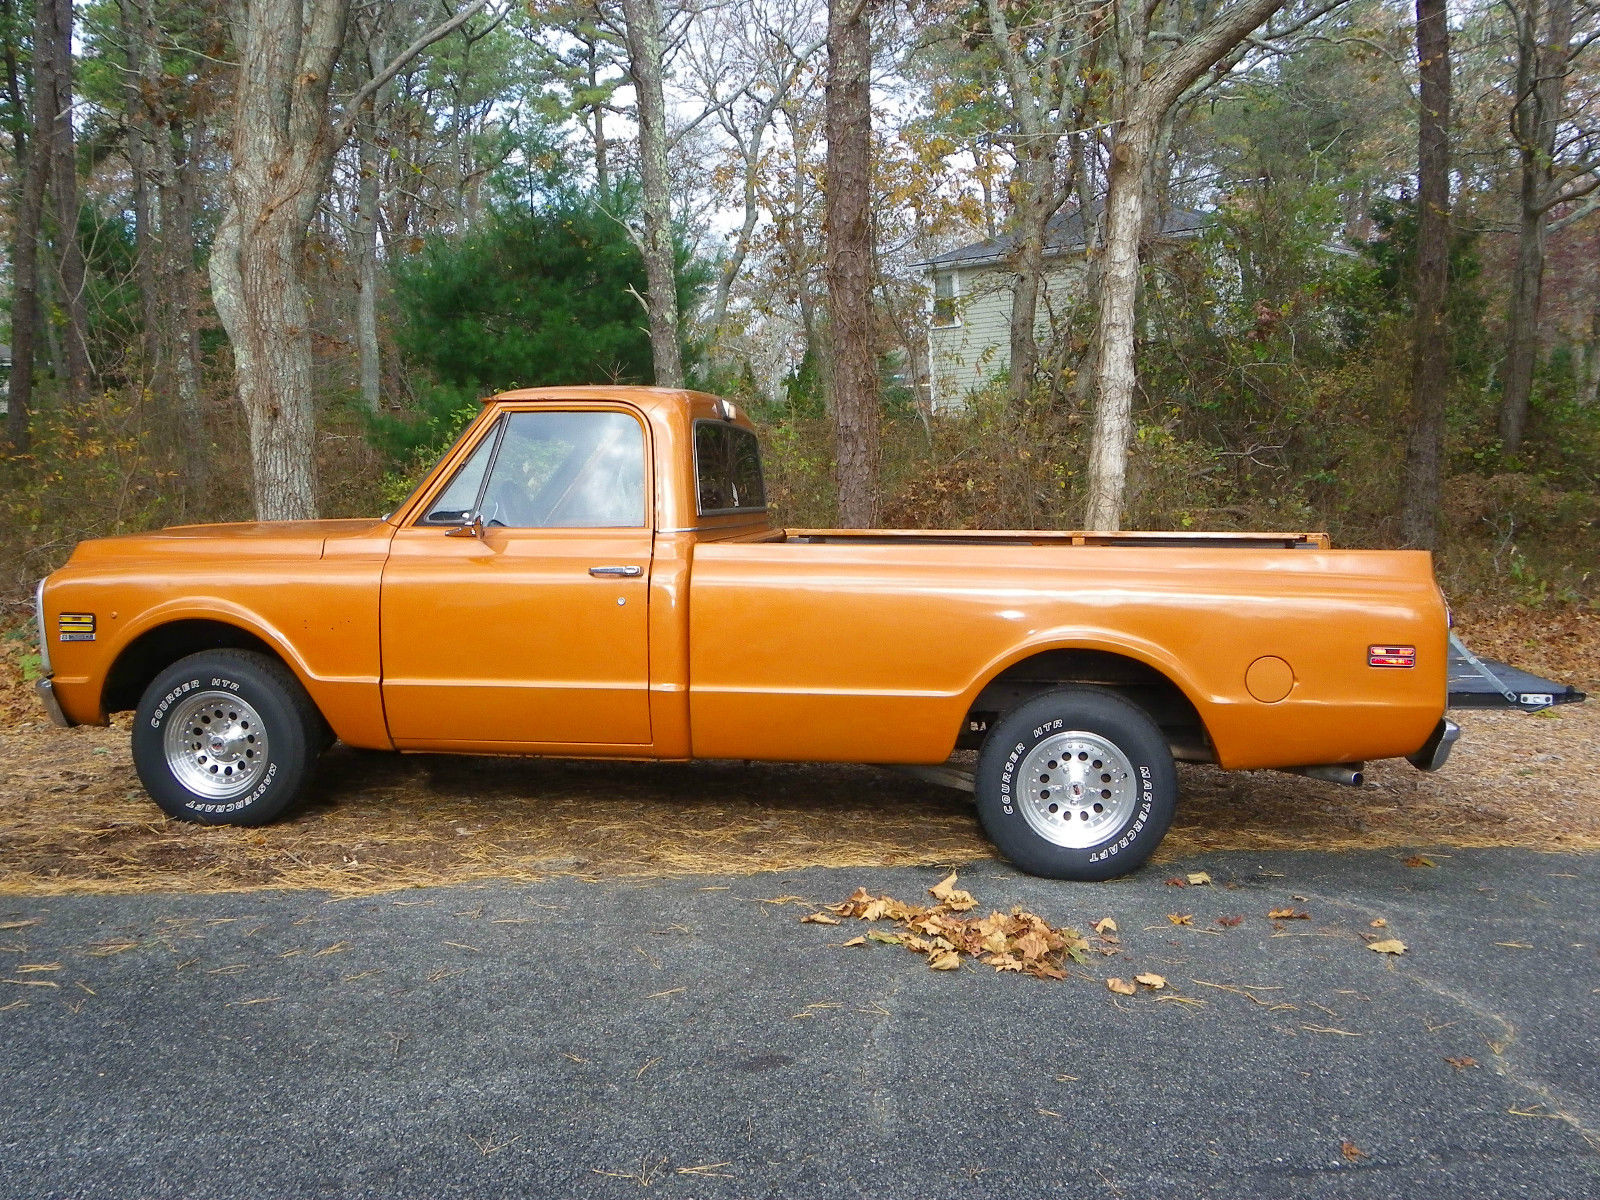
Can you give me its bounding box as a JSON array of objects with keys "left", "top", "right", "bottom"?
[{"left": 445, "top": 513, "right": 484, "bottom": 539}]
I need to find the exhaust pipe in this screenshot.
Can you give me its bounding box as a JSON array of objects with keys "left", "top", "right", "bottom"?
[{"left": 1283, "top": 763, "right": 1365, "bottom": 787}]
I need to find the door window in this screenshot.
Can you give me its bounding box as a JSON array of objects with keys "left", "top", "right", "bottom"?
[{"left": 421, "top": 410, "right": 647, "bottom": 529}]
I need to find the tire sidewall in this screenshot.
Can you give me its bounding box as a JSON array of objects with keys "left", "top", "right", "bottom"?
[
  {"left": 976, "top": 688, "right": 1177, "bottom": 881},
  {"left": 132, "top": 654, "right": 310, "bottom": 825}
]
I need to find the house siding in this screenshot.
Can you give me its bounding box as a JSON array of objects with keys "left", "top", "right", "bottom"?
[{"left": 928, "top": 258, "right": 1086, "bottom": 411}]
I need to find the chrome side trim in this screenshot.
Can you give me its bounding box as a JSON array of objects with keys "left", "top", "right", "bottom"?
[
  {"left": 36, "top": 678, "right": 72, "bottom": 728},
  {"left": 1407, "top": 718, "right": 1460, "bottom": 772},
  {"left": 34, "top": 577, "right": 51, "bottom": 675}
]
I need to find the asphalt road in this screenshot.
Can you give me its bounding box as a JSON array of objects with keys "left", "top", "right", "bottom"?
[{"left": 2, "top": 850, "right": 1598, "bottom": 1200}]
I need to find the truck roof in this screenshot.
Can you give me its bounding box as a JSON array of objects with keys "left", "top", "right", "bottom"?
[{"left": 484, "top": 385, "right": 729, "bottom": 419}]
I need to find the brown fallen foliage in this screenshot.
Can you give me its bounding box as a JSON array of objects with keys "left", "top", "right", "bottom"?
[{"left": 812, "top": 872, "right": 1095, "bottom": 978}]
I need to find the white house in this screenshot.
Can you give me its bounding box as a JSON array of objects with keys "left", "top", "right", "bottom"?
[{"left": 923, "top": 207, "right": 1207, "bottom": 411}]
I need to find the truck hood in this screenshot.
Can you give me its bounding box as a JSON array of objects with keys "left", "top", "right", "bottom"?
[{"left": 65, "top": 518, "right": 391, "bottom": 565}]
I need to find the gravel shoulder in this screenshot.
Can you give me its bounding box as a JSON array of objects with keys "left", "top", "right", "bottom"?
[{"left": 1, "top": 703, "right": 1596, "bottom": 894}]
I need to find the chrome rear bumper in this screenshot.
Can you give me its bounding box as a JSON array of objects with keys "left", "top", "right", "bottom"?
[
  {"left": 36, "top": 678, "right": 73, "bottom": 728},
  {"left": 1407, "top": 718, "right": 1460, "bottom": 772}
]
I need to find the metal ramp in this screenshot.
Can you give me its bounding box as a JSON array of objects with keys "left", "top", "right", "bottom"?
[{"left": 1448, "top": 632, "right": 1587, "bottom": 712}]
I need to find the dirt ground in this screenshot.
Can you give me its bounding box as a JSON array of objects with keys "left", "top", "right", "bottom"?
[{"left": 1, "top": 605, "right": 1594, "bottom": 896}]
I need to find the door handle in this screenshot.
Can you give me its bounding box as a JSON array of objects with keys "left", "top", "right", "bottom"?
[{"left": 589, "top": 565, "right": 643, "bottom": 577}]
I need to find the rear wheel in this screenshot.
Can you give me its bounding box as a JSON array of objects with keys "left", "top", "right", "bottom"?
[
  {"left": 132, "top": 649, "right": 324, "bottom": 825},
  {"left": 975, "top": 686, "right": 1177, "bottom": 881}
]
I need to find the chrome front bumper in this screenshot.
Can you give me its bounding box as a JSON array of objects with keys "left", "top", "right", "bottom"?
[
  {"left": 36, "top": 678, "right": 73, "bottom": 728},
  {"left": 1407, "top": 718, "right": 1460, "bottom": 772}
]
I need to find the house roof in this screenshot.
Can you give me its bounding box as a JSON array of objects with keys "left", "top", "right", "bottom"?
[{"left": 921, "top": 205, "right": 1209, "bottom": 272}]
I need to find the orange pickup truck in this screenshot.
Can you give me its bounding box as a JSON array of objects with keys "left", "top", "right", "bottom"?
[{"left": 34, "top": 386, "right": 1459, "bottom": 880}]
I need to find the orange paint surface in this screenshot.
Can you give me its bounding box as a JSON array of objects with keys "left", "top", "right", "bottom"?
[{"left": 37, "top": 387, "right": 1448, "bottom": 770}]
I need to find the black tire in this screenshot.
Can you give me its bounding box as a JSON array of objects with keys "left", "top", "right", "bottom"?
[
  {"left": 131, "top": 649, "right": 324, "bottom": 825},
  {"left": 975, "top": 686, "right": 1177, "bottom": 881}
]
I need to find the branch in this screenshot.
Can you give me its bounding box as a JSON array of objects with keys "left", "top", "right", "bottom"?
[
  {"left": 337, "top": 0, "right": 496, "bottom": 143},
  {"left": 1135, "top": 0, "right": 1289, "bottom": 122},
  {"left": 1550, "top": 193, "right": 1600, "bottom": 231}
]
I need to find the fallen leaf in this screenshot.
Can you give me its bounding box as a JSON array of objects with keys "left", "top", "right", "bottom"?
[
  {"left": 1107, "top": 977, "right": 1136, "bottom": 996},
  {"left": 1445, "top": 1056, "right": 1477, "bottom": 1070},
  {"left": 1187, "top": 872, "right": 1212, "bottom": 886},
  {"left": 842, "top": 936, "right": 866, "bottom": 947},
  {"left": 928, "top": 950, "right": 961, "bottom": 971},
  {"left": 1015, "top": 929, "right": 1051, "bottom": 961},
  {"left": 1403, "top": 855, "right": 1436, "bottom": 868},
  {"left": 1340, "top": 1140, "right": 1368, "bottom": 1163},
  {"left": 1135, "top": 973, "right": 1167, "bottom": 990},
  {"left": 1166, "top": 913, "right": 1193, "bottom": 926},
  {"left": 800, "top": 912, "right": 841, "bottom": 926},
  {"left": 1093, "top": 917, "right": 1117, "bottom": 935},
  {"left": 1164, "top": 877, "right": 1188, "bottom": 888},
  {"left": 1216, "top": 915, "right": 1244, "bottom": 928},
  {"left": 1268, "top": 908, "right": 1310, "bottom": 920},
  {"left": 866, "top": 930, "right": 902, "bottom": 946},
  {"left": 927, "top": 872, "right": 977, "bottom": 911},
  {"left": 1368, "top": 939, "right": 1406, "bottom": 954},
  {"left": 1370, "top": 918, "right": 1387, "bottom": 928}
]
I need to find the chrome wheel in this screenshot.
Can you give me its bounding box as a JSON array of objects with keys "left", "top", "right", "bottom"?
[
  {"left": 1017, "top": 730, "right": 1136, "bottom": 849},
  {"left": 161, "top": 690, "right": 270, "bottom": 800}
]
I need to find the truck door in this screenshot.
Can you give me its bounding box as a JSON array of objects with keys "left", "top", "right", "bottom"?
[{"left": 379, "top": 407, "right": 654, "bottom": 749}]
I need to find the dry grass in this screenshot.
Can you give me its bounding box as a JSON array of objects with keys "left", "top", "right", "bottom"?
[{"left": 1, "top": 607, "right": 1594, "bottom": 896}]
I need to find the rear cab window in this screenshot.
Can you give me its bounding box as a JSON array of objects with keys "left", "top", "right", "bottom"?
[{"left": 694, "top": 421, "right": 766, "bottom": 517}]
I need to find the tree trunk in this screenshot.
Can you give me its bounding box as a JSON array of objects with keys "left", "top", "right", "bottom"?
[
  {"left": 4, "top": 2, "right": 45, "bottom": 451},
  {"left": 208, "top": 0, "right": 350, "bottom": 521},
  {"left": 1582, "top": 299, "right": 1600, "bottom": 409},
  {"left": 825, "top": 0, "right": 878, "bottom": 527},
  {"left": 1082, "top": 0, "right": 1287, "bottom": 530},
  {"left": 619, "top": 0, "right": 684, "bottom": 388},
  {"left": 41, "top": 0, "right": 89, "bottom": 395},
  {"left": 1006, "top": 153, "right": 1056, "bottom": 408},
  {"left": 1083, "top": 118, "right": 1153, "bottom": 530},
  {"left": 163, "top": 115, "right": 205, "bottom": 476},
  {"left": 121, "top": 0, "right": 163, "bottom": 390},
  {"left": 355, "top": 30, "right": 390, "bottom": 411},
  {"left": 1498, "top": 0, "right": 1573, "bottom": 457},
  {"left": 1400, "top": 0, "right": 1453, "bottom": 550}
]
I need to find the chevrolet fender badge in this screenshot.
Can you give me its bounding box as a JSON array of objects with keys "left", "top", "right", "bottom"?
[{"left": 58, "top": 613, "right": 96, "bottom": 642}]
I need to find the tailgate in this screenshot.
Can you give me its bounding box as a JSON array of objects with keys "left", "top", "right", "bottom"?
[{"left": 1448, "top": 633, "right": 1587, "bottom": 712}]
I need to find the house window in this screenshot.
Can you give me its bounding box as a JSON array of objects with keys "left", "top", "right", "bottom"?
[{"left": 932, "top": 272, "right": 960, "bottom": 327}]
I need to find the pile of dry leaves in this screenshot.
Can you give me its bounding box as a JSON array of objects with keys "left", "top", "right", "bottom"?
[
  {"left": 800, "top": 871, "right": 1102, "bottom": 979},
  {"left": 801, "top": 872, "right": 1411, "bottom": 989}
]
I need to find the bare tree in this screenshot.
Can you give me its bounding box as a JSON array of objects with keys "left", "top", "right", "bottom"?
[
  {"left": 6, "top": 0, "right": 90, "bottom": 450},
  {"left": 208, "top": 0, "right": 491, "bottom": 521},
  {"left": 42, "top": 0, "right": 89, "bottom": 397},
  {"left": 4, "top": 0, "right": 45, "bottom": 451},
  {"left": 826, "top": 0, "right": 878, "bottom": 524},
  {"left": 981, "top": 0, "right": 1090, "bottom": 408},
  {"left": 121, "top": 0, "right": 205, "bottom": 482},
  {"left": 1497, "top": 0, "right": 1597, "bottom": 456},
  {"left": 1401, "top": 0, "right": 1453, "bottom": 548},
  {"left": 617, "top": 0, "right": 685, "bottom": 387},
  {"left": 1081, "top": 0, "right": 1288, "bottom": 531},
  {"left": 682, "top": 0, "right": 825, "bottom": 350}
]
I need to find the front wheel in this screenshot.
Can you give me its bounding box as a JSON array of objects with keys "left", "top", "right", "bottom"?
[
  {"left": 132, "top": 649, "right": 324, "bottom": 825},
  {"left": 974, "top": 687, "right": 1177, "bottom": 881}
]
